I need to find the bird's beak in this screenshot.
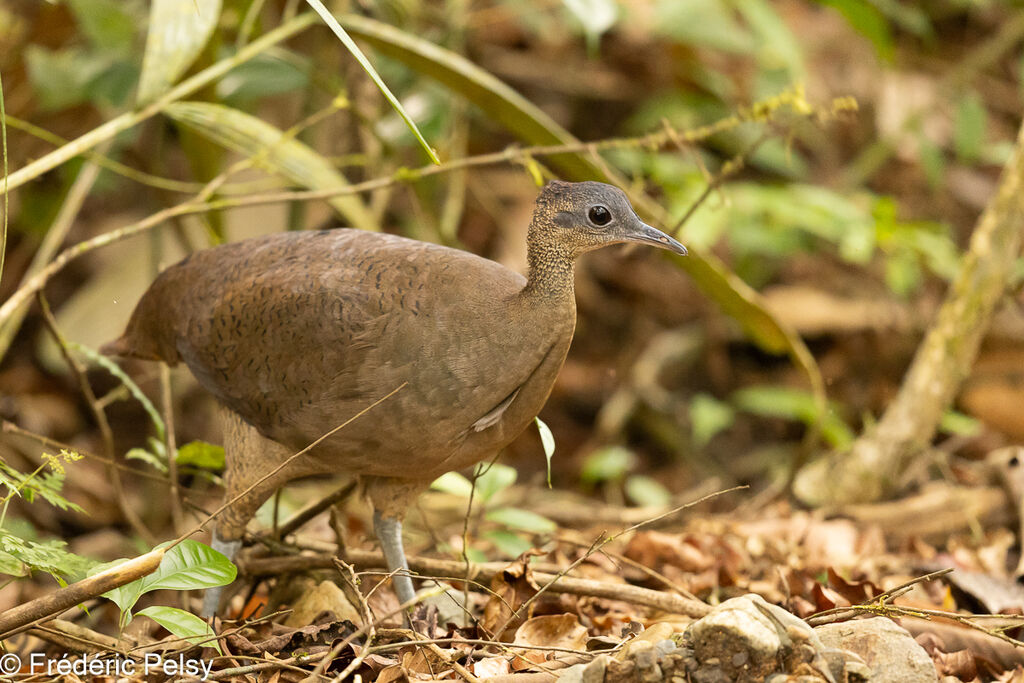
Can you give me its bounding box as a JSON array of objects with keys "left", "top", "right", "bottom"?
[{"left": 626, "top": 221, "right": 688, "bottom": 255}]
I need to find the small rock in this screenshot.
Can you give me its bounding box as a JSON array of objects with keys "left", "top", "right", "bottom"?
[
  {"left": 686, "top": 595, "right": 785, "bottom": 679},
  {"left": 582, "top": 654, "right": 609, "bottom": 683},
  {"left": 558, "top": 663, "right": 586, "bottom": 683},
  {"left": 815, "top": 617, "right": 937, "bottom": 683}
]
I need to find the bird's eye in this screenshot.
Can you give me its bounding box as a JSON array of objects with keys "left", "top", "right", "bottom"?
[{"left": 588, "top": 205, "right": 612, "bottom": 226}]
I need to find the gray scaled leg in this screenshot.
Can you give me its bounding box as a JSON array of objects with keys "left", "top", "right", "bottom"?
[
  {"left": 373, "top": 510, "right": 416, "bottom": 605},
  {"left": 201, "top": 532, "right": 243, "bottom": 617}
]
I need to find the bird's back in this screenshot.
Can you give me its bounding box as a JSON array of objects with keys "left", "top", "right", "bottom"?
[{"left": 108, "top": 229, "right": 575, "bottom": 477}]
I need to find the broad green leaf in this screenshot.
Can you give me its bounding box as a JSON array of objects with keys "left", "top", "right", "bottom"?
[
  {"left": 303, "top": 0, "right": 438, "bottom": 164},
  {"left": 581, "top": 446, "right": 636, "bottom": 484},
  {"left": 535, "top": 416, "right": 556, "bottom": 487},
  {"left": 690, "top": 393, "right": 735, "bottom": 448},
  {"left": 624, "top": 475, "right": 672, "bottom": 507},
  {"left": 485, "top": 507, "right": 556, "bottom": 534},
  {"left": 430, "top": 471, "right": 474, "bottom": 497},
  {"left": 475, "top": 463, "right": 517, "bottom": 503},
  {"left": 165, "top": 102, "right": 376, "bottom": 232},
  {"left": 483, "top": 530, "right": 535, "bottom": 559},
  {"left": 140, "top": 540, "right": 236, "bottom": 592},
  {"left": 137, "top": 606, "right": 222, "bottom": 653},
  {"left": 137, "top": 0, "right": 222, "bottom": 105},
  {"left": 176, "top": 440, "right": 225, "bottom": 470},
  {"left": 93, "top": 558, "right": 145, "bottom": 614},
  {"left": 954, "top": 91, "right": 987, "bottom": 163}
]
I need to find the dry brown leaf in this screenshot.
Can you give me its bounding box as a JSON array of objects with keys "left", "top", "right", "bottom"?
[
  {"left": 511, "top": 613, "right": 589, "bottom": 669},
  {"left": 827, "top": 566, "right": 882, "bottom": 605},
  {"left": 933, "top": 648, "right": 978, "bottom": 680},
  {"left": 624, "top": 531, "right": 715, "bottom": 572},
  {"left": 483, "top": 556, "right": 541, "bottom": 638},
  {"left": 473, "top": 656, "right": 512, "bottom": 678}
]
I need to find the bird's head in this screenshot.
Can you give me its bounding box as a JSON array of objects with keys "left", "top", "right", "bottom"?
[{"left": 530, "top": 180, "right": 687, "bottom": 258}]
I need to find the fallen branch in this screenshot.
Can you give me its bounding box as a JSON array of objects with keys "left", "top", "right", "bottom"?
[
  {"left": 239, "top": 548, "right": 711, "bottom": 618},
  {"left": 0, "top": 548, "right": 164, "bottom": 639}
]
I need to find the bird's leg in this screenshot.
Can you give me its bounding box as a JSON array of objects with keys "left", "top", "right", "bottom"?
[
  {"left": 201, "top": 531, "right": 242, "bottom": 617},
  {"left": 373, "top": 510, "right": 416, "bottom": 605}
]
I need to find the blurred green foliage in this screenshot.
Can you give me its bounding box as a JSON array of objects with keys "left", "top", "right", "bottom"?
[{"left": 4, "top": 0, "right": 1022, "bottom": 533}]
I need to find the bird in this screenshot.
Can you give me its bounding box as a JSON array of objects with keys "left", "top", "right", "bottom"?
[{"left": 103, "top": 180, "right": 687, "bottom": 616}]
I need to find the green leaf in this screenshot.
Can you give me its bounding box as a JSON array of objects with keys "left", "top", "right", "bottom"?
[
  {"left": 475, "top": 463, "right": 517, "bottom": 503},
  {"left": 141, "top": 539, "right": 236, "bottom": 592},
  {"left": 954, "top": 91, "right": 987, "bottom": 163},
  {"left": 0, "top": 461, "right": 86, "bottom": 514},
  {"left": 430, "top": 471, "right": 474, "bottom": 497},
  {"left": 624, "top": 475, "right": 672, "bottom": 507},
  {"left": 535, "top": 416, "right": 556, "bottom": 487},
  {"left": 483, "top": 530, "right": 535, "bottom": 559},
  {"left": 939, "top": 410, "right": 982, "bottom": 437},
  {"left": 176, "top": 441, "right": 225, "bottom": 470},
  {"left": 137, "top": 605, "right": 222, "bottom": 653},
  {"left": 165, "top": 102, "right": 376, "bottom": 232},
  {"left": 581, "top": 446, "right": 636, "bottom": 484},
  {"left": 731, "top": 386, "right": 854, "bottom": 449},
  {"left": 0, "top": 550, "right": 27, "bottom": 577},
  {"left": 67, "top": 0, "right": 138, "bottom": 56},
  {"left": 818, "top": 0, "right": 893, "bottom": 62},
  {"left": 125, "top": 447, "right": 167, "bottom": 473},
  {"left": 485, "top": 507, "right": 557, "bottom": 534},
  {"left": 23, "top": 47, "right": 113, "bottom": 112},
  {"left": 92, "top": 558, "right": 145, "bottom": 614},
  {"left": 0, "top": 530, "right": 94, "bottom": 581},
  {"left": 884, "top": 251, "right": 922, "bottom": 297},
  {"left": 137, "top": 0, "right": 222, "bottom": 105},
  {"left": 689, "top": 393, "right": 735, "bottom": 448},
  {"left": 653, "top": 0, "right": 753, "bottom": 52},
  {"left": 734, "top": 0, "right": 805, "bottom": 81},
  {"left": 216, "top": 49, "right": 310, "bottom": 103},
  {"left": 303, "top": 0, "right": 438, "bottom": 164}
]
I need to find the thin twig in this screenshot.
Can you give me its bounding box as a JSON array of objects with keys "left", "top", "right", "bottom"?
[
  {"left": 35, "top": 294, "right": 155, "bottom": 544},
  {"left": 491, "top": 486, "right": 741, "bottom": 638},
  {"left": 160, "top": 364, "right": 184, "bottom": 536}
]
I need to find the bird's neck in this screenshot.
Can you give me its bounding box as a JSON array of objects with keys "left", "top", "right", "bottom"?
[{"left": 523, "top": 233, "right": 576, "bottom": 300}]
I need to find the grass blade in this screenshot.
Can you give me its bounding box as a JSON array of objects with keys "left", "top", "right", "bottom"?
[
  {"left": 165, "top": 101, "right": 376, "bottom": 231},
  {"left": 304, "top": 0, "right": 439, "bottom": 164},
  {"left": 137, "top": 0, "right": 222, "bottom": 105}
]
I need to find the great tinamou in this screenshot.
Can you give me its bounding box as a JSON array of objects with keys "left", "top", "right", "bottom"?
[{"left": 104, "top": 180, "right": 686, "bottom": 615}]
